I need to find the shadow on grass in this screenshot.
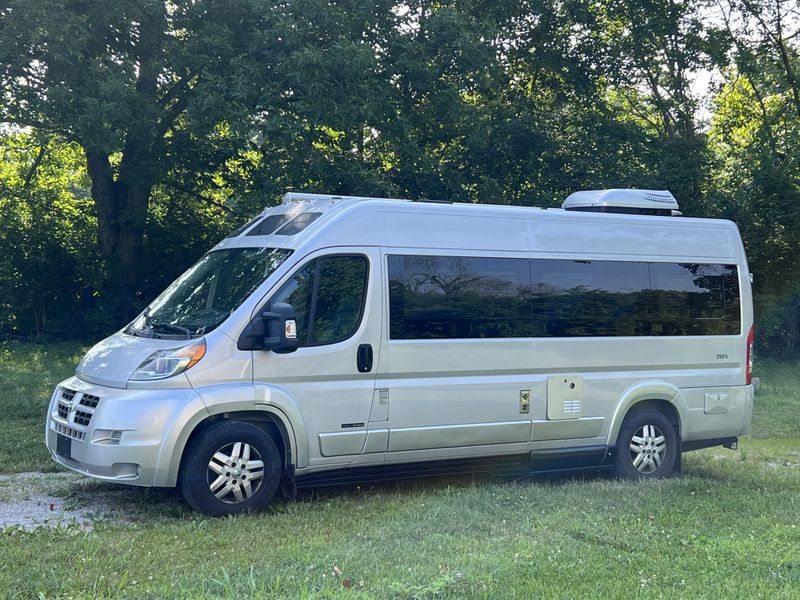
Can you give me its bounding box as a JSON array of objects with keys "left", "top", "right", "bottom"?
[{"left": 52, "top": 466, "right": 619, "bottom": 523}]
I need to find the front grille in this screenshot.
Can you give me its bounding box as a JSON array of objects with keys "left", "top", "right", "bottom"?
[
  {"left": 56, "top": 387, "right": 101, "bottom": 427},
  {"left": 73, "top": 410, "right": 93, "bottom": 426},
  {"left": 53, "top": 422, "right": 86, "bottom": 441},
  {"left": 79, "top": 393, "right": 99, "bottom": 408}
]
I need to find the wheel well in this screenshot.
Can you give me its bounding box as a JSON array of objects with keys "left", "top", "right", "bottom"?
[
  {"left": 180, "top": 412, "right": 292, "bottom": 471},
  {"left": 625, "top": 399, "right": 681, "bottom": 436}
]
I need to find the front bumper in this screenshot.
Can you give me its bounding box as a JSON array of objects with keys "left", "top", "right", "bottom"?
[{"left": 45, "top": 376, "right": 205, "bottom": 487}]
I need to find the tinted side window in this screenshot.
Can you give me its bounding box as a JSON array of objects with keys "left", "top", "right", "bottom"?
[
  {"left": 649, "top": 263, "right": 740, "bottom": 335},
  {"left": 388, "top": 255, "right": 531, "bottom": 339},
  {"left": 530, "top": 260, "right": 740, "bottom": 337},
  {"left": 530, "top": 260, "right": 650, "bottom": 337},
  {"left": 312, "top": 256, "right": 368, "bottom": 344},
  {"left": 269, "top": 262, "right": 315, "bottom": 343},
  {"left": 270, "top": 255, "right": 368, "bottom": 346}
]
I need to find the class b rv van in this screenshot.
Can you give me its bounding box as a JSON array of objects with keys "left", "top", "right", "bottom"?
[{"left": 46, "top": 189, "right": 755, "bottom": 515}]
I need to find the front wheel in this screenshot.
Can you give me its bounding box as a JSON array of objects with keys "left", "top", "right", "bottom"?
[
  {"left": 614, "top": 408, "right": 679, "bottom": 479},
  {"left": 179, "top": 421, "right": 282, "bottom": 516}
]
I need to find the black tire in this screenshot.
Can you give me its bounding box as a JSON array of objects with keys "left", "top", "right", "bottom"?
[
  {"left": 179, "top": 421, "right": 282, "bottom": 516},
  {"left": 614, "top": 408, "right": 679, "bottom": 479}
]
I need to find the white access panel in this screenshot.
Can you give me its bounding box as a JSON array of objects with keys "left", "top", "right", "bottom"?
[{"left": 547, "top": 375, "right": 585, "bottom": 420}]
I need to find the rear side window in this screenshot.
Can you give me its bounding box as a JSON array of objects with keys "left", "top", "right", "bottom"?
[
  {"left": 530, "top": 260, "right": 739, "bottom": 337},
  {"left": 388, "top": 255, "right": 531, "bottom": 339},
  {"left": 270, "top": 255, "right": 368, "bottom": 346},
  {"left": 649, "top": 263, "right": 740, "bottom": 335}
]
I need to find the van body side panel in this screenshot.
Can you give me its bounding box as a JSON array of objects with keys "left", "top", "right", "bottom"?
[
  {"left": 526, "top": 217, "right": 733, "bottom": 258},
  {"left": 389, "top": 421, "right": 532, "bottom": 452},
  {"left": 677, "top": 386, "right": 748, "bottom": 441},
  {"left": 379, "top": 341, "right": 535, "bottom": 454}
]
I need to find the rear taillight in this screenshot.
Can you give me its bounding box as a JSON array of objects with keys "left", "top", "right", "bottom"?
[{"left": 746, "top": 325, "right": 754, "bottom": 385}]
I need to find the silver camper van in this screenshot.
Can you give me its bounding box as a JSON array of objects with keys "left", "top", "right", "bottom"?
[{"left": 45, "top": 190, "right": 755, "bottom": 515}]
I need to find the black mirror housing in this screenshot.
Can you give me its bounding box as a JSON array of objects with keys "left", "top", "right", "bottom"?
[{"left": 237, "top": 302, "right": 299, "bottom": 353}]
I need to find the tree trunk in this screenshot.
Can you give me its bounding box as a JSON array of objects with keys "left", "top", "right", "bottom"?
[
  {"left": 82, "top": 3, "right": 165, "bottom": 323},
  {"left": 86, "top": 151, "right": 151, "bottom": 321}
]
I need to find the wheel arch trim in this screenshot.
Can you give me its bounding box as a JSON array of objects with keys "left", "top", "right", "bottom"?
[
  {"left": 606, "top": 381, "right": 686, "bottom": 446},
  {"left": 155, "top": 382, "right": 307, "bottom": 487}
]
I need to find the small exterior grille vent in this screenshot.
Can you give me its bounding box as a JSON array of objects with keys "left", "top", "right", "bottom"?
[
  {"left": 56, "top": 387, "right": 100, "bottom": 428},
  {"left": 643, "top": 192, "right": 675, "bottom": 204},
  {"left": 73, "top": 410, "right": 93, "bottom": 427},
  {"left": 53, "top": 422, "right": 86, "bottom": 441},
  {"left": 79, "top": 393, "right": 100, "bottom": 409}
]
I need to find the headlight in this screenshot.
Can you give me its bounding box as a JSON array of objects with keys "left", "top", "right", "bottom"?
[{"left": 130, "top": 339, "right": 206, "bottom": 381}]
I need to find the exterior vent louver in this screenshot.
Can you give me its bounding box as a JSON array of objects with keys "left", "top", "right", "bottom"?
[
  {"left": 562, "top": 189, "right": 680, "bottom": 216},
  {"left": 55, "top": 387, "right": 100, "bottom": 428}
]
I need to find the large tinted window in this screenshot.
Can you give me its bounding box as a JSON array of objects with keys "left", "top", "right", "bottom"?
[
  {"left": 271, "top": 255, "right": 368, "bottom": 346},
  {"left": 388, "top": 255, "right": 531, "bottom": 339},
  {"left": 387, "top": 255, "right": 741, "bottom": 340},
  {"left": 275, "top": 212, "right": 322, "bottom": 235},
  {"left": 530, "top": 260, "right": 650, "bottom": 337},
  {"left": 530, "top": 260, "right": 740, "bottom": 337}
]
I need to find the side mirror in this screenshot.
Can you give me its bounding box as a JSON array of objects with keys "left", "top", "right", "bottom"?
[{"left": 237, "top": 302, "right": 299, "bottom": 353}]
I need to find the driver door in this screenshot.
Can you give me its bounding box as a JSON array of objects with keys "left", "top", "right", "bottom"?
[{"left": 251, "top": 248, "right": 382, "bottom": 466}]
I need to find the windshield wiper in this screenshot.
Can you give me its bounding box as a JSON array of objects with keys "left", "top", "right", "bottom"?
[{"left": 150, "top": 322, "right": 193, "bottom": 339}]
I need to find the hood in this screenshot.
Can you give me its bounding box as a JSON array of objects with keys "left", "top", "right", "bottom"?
[{"left": 76, "top": 332, "right": 192, "bottom": 388}]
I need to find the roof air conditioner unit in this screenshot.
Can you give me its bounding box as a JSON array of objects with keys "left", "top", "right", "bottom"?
[{"left": 562, "top": 189, "right": 681, "bottom": 216}]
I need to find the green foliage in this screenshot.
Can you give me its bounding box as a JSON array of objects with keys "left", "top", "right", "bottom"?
[
  {"left": 0, "top": 131, "right": 231, "bottom": 338},
  {"left": 0, "top": 132, "right": 98, "bottom": 337},
  {"left": 0, "top": 1, "right": 798, "bottom": 351}
]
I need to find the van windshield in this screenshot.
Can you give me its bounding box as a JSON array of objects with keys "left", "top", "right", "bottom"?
[{"left": 127, "top": 247, "right": 292, "bottom": 338}]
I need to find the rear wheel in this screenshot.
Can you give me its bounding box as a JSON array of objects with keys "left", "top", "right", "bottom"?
[
  {"left": 614, "top": 408, "right": 678, "bottom": 479},
  {"left": 179, "top": 421, "right": 282, "bottom": 516}
]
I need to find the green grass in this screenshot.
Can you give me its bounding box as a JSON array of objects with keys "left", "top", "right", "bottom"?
[
  {"left": 0, "top": 341, "right": 85, "bottom": 473},
  {"left": 0, "top": 342, "right": 798, "bottom": 599}
]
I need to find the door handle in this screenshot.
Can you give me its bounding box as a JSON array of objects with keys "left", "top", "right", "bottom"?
[{"left": 357, "top": 344, "right": 373, "bottom": 373}]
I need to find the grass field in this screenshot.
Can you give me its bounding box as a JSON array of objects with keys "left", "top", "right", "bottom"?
[{"left": 0, "top": 341, "right": 798, "bottom": 599}]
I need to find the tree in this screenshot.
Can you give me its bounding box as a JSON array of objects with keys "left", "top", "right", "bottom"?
[
  {"left": 0, "top": 1, "right": 283, "bottom": 317},
  {"left": 0, "top": 130, "right": 97, "bottom": 337}
]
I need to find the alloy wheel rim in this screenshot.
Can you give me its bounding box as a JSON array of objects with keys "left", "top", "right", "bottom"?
[
  {"left": 206, "top": 441, "right": 265, "bottom": 504},
  {"left": 629, "top": 424, "right": 667, "bottom": 474}
]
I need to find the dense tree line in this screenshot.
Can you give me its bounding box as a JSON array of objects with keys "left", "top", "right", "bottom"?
[{"left": 0, "top": 0, "right": 799, "bottom": 355}]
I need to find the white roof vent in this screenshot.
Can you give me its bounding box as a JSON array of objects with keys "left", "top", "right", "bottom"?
[{"left": 562, "top": 189, "right": 680, "bottom": 216}]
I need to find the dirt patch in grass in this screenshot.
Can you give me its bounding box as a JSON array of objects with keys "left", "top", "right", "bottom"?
[{"left": 0, "top": 471, "right": 180, "bottom": 531}]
